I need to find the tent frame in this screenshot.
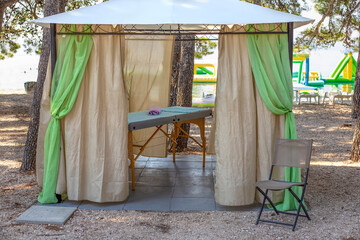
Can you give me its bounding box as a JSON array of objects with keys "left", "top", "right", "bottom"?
[
  {"left": 50, "top": 22, "right": 294, "bottom": 76},
  {"left": 48, "top": 20, "right": 294, "bottom": 201},
  {"left": 55, "top": 23, "right": 288, "bottom": 35}
]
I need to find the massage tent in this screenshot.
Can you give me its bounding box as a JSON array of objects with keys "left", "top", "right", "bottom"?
[{"left": 31, "top": 0, "right": 313, "bottom": 208}]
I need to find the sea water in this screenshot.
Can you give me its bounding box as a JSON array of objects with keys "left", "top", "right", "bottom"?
[
  {"left": 0, "top": 45, "right": 357, "bottom": 92},
  {"left": 0, "top": 53, "right": 39, "bottom": 91}
]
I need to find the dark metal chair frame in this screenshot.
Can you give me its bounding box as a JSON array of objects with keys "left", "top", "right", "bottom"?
[{"left": 255, "top": 139, "right": 313, "bottom": 231}]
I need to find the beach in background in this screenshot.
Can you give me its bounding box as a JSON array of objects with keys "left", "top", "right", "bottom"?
[
  {"left": 0, "top": 53, "right": 39, "bottom": 90},
  {"left": 0, "top": 41, "right": 358, "bottom": 91}
]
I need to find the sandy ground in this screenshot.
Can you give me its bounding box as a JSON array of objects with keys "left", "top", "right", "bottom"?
[{"left": 0, "top": 91, "right": 360, "bottom": 239}]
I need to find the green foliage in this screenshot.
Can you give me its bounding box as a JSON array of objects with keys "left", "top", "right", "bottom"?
[
  {"left": 194, "top": 37, "right": 217, "bottom": 59},
  {"left": 66, "top": 0, "right": 98, "bottom": 11},
  {"left": 242, "top": 0, "right": 308, "bottom": 15},
  {"left": 295, "top": 0, "right": 360, "bottom": 51},
  {"left": 0, "top": 0, "right": 97, "bottom": 60},
  {"left": 1, "top": 0, "right": 43, "bottom": 59}
]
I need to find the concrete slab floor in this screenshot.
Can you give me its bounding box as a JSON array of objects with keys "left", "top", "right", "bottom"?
[{"left": 30, "top": 155, "right": 261, "bottom": 212}]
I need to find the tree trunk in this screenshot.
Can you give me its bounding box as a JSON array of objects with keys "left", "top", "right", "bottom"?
[
  {"left": 176, "top": 34, "right": 195, "bottom": 151},
  {"left": 0, "top": 7, "right": 4, "bottom": 33},
  {"left": 253, "top": 0, "right": 261, "bottom": 5},
  {"left": 350, "top": 40, "right": 360, "bottom": 162},
  {"left": 20, "top": 0, "right": 65, "bottom": 171},
  {"left": 169, "top": 35, "right": 181, "bottom": 107}
]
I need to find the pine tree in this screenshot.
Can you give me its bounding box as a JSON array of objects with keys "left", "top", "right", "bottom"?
[{"left": 295, "top": 0, "right": 360, "bottom": 162}]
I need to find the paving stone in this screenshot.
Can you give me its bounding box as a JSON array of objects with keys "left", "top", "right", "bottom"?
[
  {"left": 129, "top": 186, "right": 174, "bottom": 196},
  {"left": 176, "top": 169, "right": 214, "bottom": 177},
  {"left": 16, "top": 205, "right": 76, "bottom": 225},
  {"left": 211, "top": 161, "right": 217, "bottom": 170},
  {"left": 140, "top": 169, "right": 177, "bottom": 177},
  {"left": 124, "top": 197, "right": 171, "bottom": 211},
  {"left": 134, "top": 161, "right": 147, "bottom": 169},
  {"left": 176, "top": 176, "right": 214, "bottom": 187},
  {"left": 124, "top": 187, "right": 173, "bottom": 211},
  {"left": 145, "top": 161, "right": 179, "bottom": 170},
  {"left": 129, "top": 168, "right": 143, "bottom": 182},
  {"left": 170, "top": 197, "right": 216, "bottom": 211},
  {"left": 135, "top": 155, "right": 149, "bottom": 161},
  {"left": 147, "top": 156, "right": 174, "bottom": 162},
  {"left": 174, "top": 155, "right": 212, "bottom": 162},
  {"left": 137, "top": 175, "right": 176, "bottom": 187},
  {"left": 173, "top": 185, "right": 214, "bottom": 198},
  {"left": 172, "top": 161, "right": 211, "bottom": 169},
  {"left": 78, "top": 201, "right": 126, "bottom": 210},
  {"left": 34, "top": 200, "right": 82, "bottom": 208}
]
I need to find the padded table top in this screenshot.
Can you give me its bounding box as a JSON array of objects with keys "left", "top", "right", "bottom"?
[{"left": 128, "top": 106, "right": 212, "bottom": 131}]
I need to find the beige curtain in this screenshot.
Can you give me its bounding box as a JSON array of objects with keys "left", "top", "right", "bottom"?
[
  {"left": 37, "top": 26, "right": 129, "bottom": 202},
  {"left": 207, "top": 111, "right": 216, "bottom": 155},
  {"left": 255, "top": 86, "right": 285, "bottom": 203},
  {"left": 36, "top": 59, "right": 52, "bottom": 187},
  {"left": 62, "top": 31, "right": 128, "bottom": 202},
  {"left": 37, "top": 28, "right": 175, "bottom": 202},
  {"left": 214, "top": 25, "right": 285, "bottom": 206},
  {"left": 214, "top": 28, "right": 257, "bottom": 206},
  {"left": 36, "top": 59, "right": 68, "bottom": 194},
  {"left": 124, "top": 35, "right": 174, "bottom": 157}
]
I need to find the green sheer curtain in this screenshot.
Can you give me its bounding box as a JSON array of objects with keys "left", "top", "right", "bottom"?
[
  {"left": 38, "top": 25, "right": 93, "bottom": 204},
  {"left": 246, "top": 23, "right": 302, "bottom": 211}
]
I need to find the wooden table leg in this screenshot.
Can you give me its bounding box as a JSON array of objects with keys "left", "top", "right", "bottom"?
[
  {"left": 128, "top": 131, "right": 135, "bottom": 191},
  {"left": 176, "top": 118, "right": 207, "bottom": 167}
]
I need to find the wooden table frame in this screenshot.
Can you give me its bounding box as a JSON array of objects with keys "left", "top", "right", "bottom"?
[{"left": 128, "top": 117, "right": 207, "bottom": 190}]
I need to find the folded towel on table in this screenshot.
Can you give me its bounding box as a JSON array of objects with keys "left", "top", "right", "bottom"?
[{"left": 148, "top": 106, "right": 162, "bottom": 115}]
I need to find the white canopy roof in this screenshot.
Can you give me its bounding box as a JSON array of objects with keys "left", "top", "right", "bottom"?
[{"left": 31, "top": 0, "right": 313, "bottom": 29}]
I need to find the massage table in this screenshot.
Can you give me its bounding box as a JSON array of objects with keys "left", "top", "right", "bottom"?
[{"left": 128, "top": 106, "right": 212, "bottom": 190}]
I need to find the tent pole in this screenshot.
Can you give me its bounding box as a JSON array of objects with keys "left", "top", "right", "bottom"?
[
  {"left": 287, "top": 22, "right": 294, "bottom": 74},
  {"left": 50, "top": 23, "right": 61, "bottom": 202},
  {"left": 57, "top": 31, "right": 287, "bottom": 36},
  {"left": 50, "top": 24, "right": 56, "bottom": 77}
]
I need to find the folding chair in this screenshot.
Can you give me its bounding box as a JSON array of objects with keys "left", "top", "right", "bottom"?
[{"left": 255, "top": 138, "right": 313, "bottom": 231}]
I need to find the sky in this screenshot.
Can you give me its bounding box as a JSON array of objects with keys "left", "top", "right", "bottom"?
[{"left": 0, "top": 0, "right": 358, "bottom": 90}]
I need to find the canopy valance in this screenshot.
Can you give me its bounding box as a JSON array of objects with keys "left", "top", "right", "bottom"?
[{"left": 51, "top": 23, "right": 293, "bottom": 36}]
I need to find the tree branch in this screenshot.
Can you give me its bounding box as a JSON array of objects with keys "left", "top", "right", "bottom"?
[
  {"left": 296, "top": 0, "right": 336, "bottom": 47},
  {"left": 339, "top": 1, "right": 360, "bottom": 33},
  {"left": 0, "top": 0, "right": 19, "bottom": 33},
  {"left": 276, "top": 0, "right": 284, "bottom": 11},
  {"left": 1, "top": 0, "right": 18, "bottom": 8},
  {"left": 23, "top": 0, "right": 37, "bottom": 19}
]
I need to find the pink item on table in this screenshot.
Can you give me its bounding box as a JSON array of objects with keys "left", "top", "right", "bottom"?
[{"left": 148, "top": 106, "right": 162, "bottom": 115}]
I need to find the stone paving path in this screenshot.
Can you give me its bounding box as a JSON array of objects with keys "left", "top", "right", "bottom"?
[{"left": 33, "top": 155, "right": 260, "bottom": 212}]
